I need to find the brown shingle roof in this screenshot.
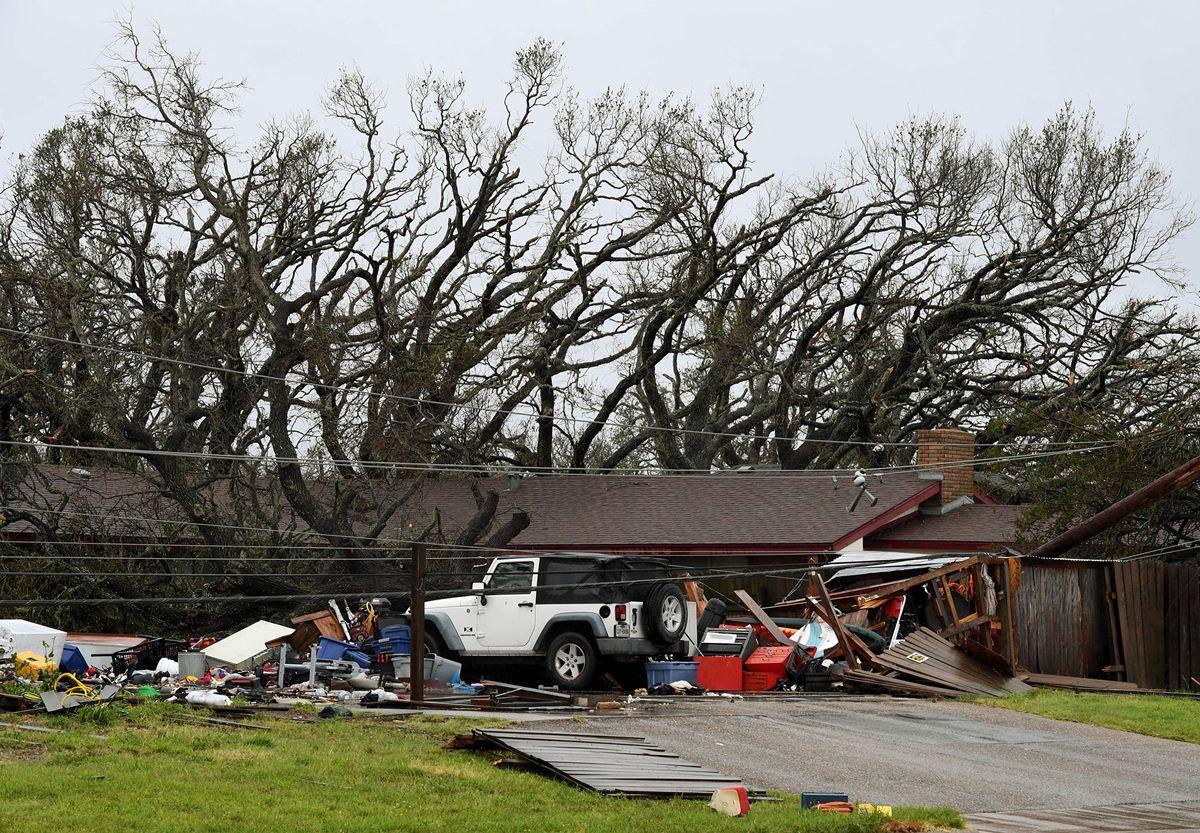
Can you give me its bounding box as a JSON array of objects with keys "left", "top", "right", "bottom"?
[
  {"left": 385, "top": 472, "right": 941, "bottom": 550},
  {"left": 868, "top": 504, "right": 1029, "bottom": 547},
  {"left": 2, "top": 464, "right": 953, "bottom": 552}
]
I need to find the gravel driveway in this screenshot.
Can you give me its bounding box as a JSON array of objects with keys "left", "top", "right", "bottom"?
[{"left": 525, "top": 695, "right": 1200, "bottom": 815}]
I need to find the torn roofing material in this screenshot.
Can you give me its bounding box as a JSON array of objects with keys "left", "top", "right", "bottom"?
[
  {"left": 471, "top": 728, "right": 764, "bottom": 798},
  {"left": 825, "top": 550, "right": 971, "bottom": 581}
]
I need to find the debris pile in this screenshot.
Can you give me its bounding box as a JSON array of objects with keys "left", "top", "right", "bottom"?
[
  {"left": 685, "top": 555, "right": 1032, "bottom": 697},
  {"left": 0, "top": 601, "right": 586, "bottom": 721}
]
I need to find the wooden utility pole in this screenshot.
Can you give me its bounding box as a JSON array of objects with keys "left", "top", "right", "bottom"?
[
  {"left": 1027, "top": 454, "right": 1200, "bottom": 559},
  {"left": 409, "top": 542, "right": 426, "bottom": 703}
]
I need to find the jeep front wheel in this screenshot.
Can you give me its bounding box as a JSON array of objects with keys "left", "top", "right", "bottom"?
[{"left": 544, "top": 631, "right": 598, "bottom": 691}]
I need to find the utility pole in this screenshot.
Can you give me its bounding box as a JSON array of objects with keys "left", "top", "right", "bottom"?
[
  {"left": 1027, "top": 454, "right": 1200, "bottom": 559},
  {"left": 409, "top": 542, "right": 426, "bottom": 703}
]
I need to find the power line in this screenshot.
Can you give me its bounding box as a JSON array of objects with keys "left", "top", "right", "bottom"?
[
  {"left": 0, "top": 436, "right": 1116, "bottom": 480},
  {"left": 1118, "top": 538, "right": 1200, "bottom": 562},
  {"left": 0, "top": 555, "right": 1005, "bottom": 607},
  {"left": 0, "top": 570, "right": 468, "bottom": 579},
  {"left": 0, "top": 326, "right": 1128, "bottom": 450}
]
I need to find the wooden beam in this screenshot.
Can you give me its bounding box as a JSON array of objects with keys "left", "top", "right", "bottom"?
[
  {"left": 410, "top": 542, "right": 427, "bottom": 703},
  {"left": 854, "top": 557, "right": 981, "bottom": 605},
  {"left": 810, "top": 573, "right": 871, "bottom": 669},
  {"left": 733, "top": 589, "right": 794, "bottom": 647}
]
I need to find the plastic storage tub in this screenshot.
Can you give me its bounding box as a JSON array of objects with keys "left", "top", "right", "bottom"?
[
  {"left": 315, "top": 636, "right": 357, "bottom": 661},
  {"left": 379, "top": 625, "right": 412, "bottom": 654},
  {"left": 58, "top": 644, "right": 90, "bottom": 674},
  {"left": 644, "top": 660, "right": 699, "bottom": 687},
  {"left": 392, "top": 653, "right": 462, "bottom": 685}
]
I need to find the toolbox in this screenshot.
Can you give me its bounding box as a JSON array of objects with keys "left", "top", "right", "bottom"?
[
  {"left": 696, "top": 655, "right": 743, "bottom": 691},
  {"left": 699, "top": 625, "right": 758, "bottom": 660},
  {"left": 740, "top": 644, "right": 797, "bottom": 691}
]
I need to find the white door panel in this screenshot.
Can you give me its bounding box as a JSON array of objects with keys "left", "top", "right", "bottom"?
[{"left": 476, "top": 559, "right": 537, "bottom": 648}]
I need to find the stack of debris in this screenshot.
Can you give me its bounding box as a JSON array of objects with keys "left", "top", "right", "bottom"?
[
  {"left": 1, "top": 598, "right": 595, "bottom": 722},
  {"left": 694, "top": 556, "right": 1033, "bottom": 698}
]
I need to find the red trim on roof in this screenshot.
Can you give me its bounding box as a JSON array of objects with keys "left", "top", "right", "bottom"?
[
  {"left": 973, "top": 488, "right": 1002, "bottom": 505},
  {"left": 830, "top": 481, "right": 942, "bottom": 550}
]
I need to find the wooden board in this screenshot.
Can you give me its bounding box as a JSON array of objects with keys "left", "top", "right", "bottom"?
[
  {"left": 733, "top": 589, "right": 795, "bottom": 647},
  {"left": 1022, "top": 673, "right": 1140, "bottom": 692}
]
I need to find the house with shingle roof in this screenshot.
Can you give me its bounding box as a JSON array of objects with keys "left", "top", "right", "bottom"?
[{"left": 0, "top": 428, "right": 1026, "bottom": 564}]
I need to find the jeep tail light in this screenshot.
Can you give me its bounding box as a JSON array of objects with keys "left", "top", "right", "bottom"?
[{"left": 614, "top": 604, "right": 627, "bottom": 622}]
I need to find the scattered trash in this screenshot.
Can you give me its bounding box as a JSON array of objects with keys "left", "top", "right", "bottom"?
[
  {"left": 185, "top": 690, "right": 232, "bottom": 708},
  {"left": 817, "top": 801, "right": 854, "bottom": 813},
  {"left": 858, "top": 804, "right": 893, "bottom": 816}
]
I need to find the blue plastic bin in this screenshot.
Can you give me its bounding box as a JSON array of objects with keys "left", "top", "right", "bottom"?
[
  {"left": 380, "top": 625, "right": 412, "bottom": 654},
  {"left": 59, "top": 643, "right": 90, "bottom": 674},
  {"left": 316, "top": 636, "right": 356, "bottom": 661},
  {"left": 644, "top": 660, "right": 698, "bottom": 687},
  {"left": 344, "top": 649, "right": 370, "bottom": 668}
]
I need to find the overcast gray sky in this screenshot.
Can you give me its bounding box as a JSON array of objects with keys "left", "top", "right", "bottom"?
[{"left": 2, "top": 1, "right": 1197, "bottom": 298}]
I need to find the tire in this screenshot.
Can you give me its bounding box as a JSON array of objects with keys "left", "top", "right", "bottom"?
[
  {"left": 644, "top": 582, "right": 688, "bottom": 644},
  {"left": 544, "top": 630, "right": 598, "bottom": 691},
  {"left": 695, "top": 597, "right": 727, "bottom": 637},
  {"left": 421, "top": 627, "right": 447, "bottom": 658}
]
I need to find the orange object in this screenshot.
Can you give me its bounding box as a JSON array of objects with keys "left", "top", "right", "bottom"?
[{"left": 817, "top": 802, "right": 854, "bottom": 813}]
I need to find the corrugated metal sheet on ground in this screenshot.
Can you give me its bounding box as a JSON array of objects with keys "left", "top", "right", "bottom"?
[{"left": 473, "top": 728, "right": 763, "bottom": 798}]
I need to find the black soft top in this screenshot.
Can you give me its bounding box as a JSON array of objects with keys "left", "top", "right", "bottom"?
[{"left": 498, "top": 551, "right": 677, "bottom": 603}]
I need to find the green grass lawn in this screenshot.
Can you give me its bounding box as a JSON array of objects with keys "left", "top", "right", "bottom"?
[
  {"left": 0, "top": 702, "right": 961, "bottom": 833},
  {"left": 983, "top": 689, "right": 1200, "bottom": 745}
]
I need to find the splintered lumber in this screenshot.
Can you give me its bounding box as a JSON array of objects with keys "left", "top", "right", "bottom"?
[
  {"left": 809, "top": 572, "right": 873, "bottom": 668},
  {"left": 734, "top": 590, "right": 794, "bottom": 646},
  {"left": 868, "top": 628, "right": 1031, "bottom": 697}
]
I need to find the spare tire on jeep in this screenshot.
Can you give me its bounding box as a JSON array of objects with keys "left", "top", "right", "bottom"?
[{"left": 643, "top": 581, "right": 688, "bottom": 645}]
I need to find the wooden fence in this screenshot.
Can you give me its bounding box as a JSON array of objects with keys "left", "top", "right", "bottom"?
[{"left": 1017, "top": 558, "right": 1200, "bottom": 690}]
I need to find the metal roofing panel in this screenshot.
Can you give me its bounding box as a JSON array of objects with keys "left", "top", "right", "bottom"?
[{"left": 473, "top": 728, "right": 762, "bottom": 798}]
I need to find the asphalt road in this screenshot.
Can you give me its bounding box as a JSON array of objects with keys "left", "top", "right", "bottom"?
[{"left": 525, "top": 695, "right": 1200, "bottom": 815}]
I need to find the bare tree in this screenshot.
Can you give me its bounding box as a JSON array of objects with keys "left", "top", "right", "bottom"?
[{"left": 0, "top": 22, "right": 1197, "bottom": 621}]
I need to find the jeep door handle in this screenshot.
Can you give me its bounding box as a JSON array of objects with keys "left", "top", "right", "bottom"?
[{"left": 518, "top": 601, "right": 534, "bottom": 608}]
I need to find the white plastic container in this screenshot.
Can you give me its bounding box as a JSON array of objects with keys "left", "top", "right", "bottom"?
[
  {"left": 391, "top": 653, "right": 462, "bottom": 684},
  {"left": 0, "top": 619, "right": 67, "bottom": 661}
]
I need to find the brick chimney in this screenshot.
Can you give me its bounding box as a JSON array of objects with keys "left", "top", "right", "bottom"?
[{"left": 915, "top": 427, "right": 975, "bottom": 506}]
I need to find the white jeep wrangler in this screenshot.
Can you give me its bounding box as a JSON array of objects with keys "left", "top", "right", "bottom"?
[{"left": 417, "top": 552, "right": 697, "bottom": 690}]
